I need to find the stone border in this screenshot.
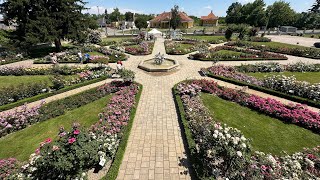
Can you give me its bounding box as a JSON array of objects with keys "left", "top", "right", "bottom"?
[{"left": 138, "top": 58, "right": 180, "bottom": 72}]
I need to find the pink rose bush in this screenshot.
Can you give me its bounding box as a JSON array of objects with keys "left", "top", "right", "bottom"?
[
  {"left": 236, "top": 62, "right": 320, "bottom": 73},
  {"left": 208, "top": 65, "right": 320, "bottom": 102},
  {"left": 176, "top": 80, "right": 320, "bottom": 179},
  {"left": 191, "top": 45, "right": 287, "bottom": 61},
  {"left": 3, "top": 81, "right": 140, "bottom": 179},
  {"left": 0, "top": 158, "right": 19, "bottom": 179},
  {"left": 0, "top": 102, "right": 44, "bottom": 138}
]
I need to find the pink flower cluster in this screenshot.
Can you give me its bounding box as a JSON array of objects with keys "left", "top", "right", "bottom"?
[
  {"left": 91, "top": 82, "right": 139, "bottom": 135},
  {"left": 208, "top": 65, "right": 263, "bottom": 86},
  {"left": 0, "top": 102, "right": 44, "bottom": 138},
  {"left": 193, "top": 80, "right": 320, "bottom": 133},
  {"left": 0, "top": 158, "right": 18, "bottom": 179}
]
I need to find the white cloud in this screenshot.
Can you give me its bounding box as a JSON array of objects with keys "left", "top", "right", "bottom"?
[
  {"left": 204, "top": 5, "right": 212, "bottom": 9},
  {"left": 236, "top": 0, "right": 254, "bottom": 3},
  {"left": 85, "top": 6, "right": 143, "bottom": 15}
]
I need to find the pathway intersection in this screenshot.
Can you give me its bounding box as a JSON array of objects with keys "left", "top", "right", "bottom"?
[{"left": 1, "top": 36, "right": 320, "bottom": 179}]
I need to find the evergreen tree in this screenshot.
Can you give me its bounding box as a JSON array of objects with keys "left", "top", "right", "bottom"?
[
  {"left": 170, "top": 5, "right": 181, "bottom": 30},
  {"left": 0, "top": 0, "right": 92, "bottom": 51}
]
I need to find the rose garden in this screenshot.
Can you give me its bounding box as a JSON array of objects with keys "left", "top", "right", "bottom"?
[{"left": 0, "top": 0, "right": 320, "bottom": 180}]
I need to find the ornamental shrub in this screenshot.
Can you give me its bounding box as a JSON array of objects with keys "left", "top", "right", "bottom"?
[{"left": 30, "top": 125, "right": 100, "bottom": 179}]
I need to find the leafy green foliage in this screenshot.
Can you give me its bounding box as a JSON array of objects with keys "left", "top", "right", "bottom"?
[
  {"left": 0, "top": 0, "right": 92, "bottom": 51},
  {"left": 134, "top": 17, "right": 148, "bottom": 30},
  {"left": 310, "top": 0, "right": 320, "bottom": 13},
  {"left": 266, "top": 1, "right": 296, "bottom": 27},
  {"left": 170, "top": 5, "right": 181, "bottom": 30}
]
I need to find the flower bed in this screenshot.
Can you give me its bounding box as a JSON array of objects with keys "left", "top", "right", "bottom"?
[
  {"left": 165, "top": 40, "right": 201, "bottom": 55},
  {"left": 174, "top": 80, "right": 320, "bottom": 179},
  {"left": 0, "top": 67, "right": 112, "bottom": 107},
  {"left": 190, "top": 45, "right": 288, "bottom": 61},
  {"left": 235, "top": 62, "right": 320, "bottom": 73},
  {"left": 124, "top": 41, "right": 154, "bottom": 55},
  {"left": 33, "top": 47, "right": 128, "bottom": 64},
  {"left": 0, "top": 81, "right": 142, "bottom": 179},
  {"left": 207, "top": 65, "right": 320, "bottom": 106},
  {"left": 226, "top": 41, "right": 320, "bottom": 59}
]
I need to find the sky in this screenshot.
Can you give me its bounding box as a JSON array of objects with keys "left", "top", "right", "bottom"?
[{"left": 85, "top": 0, "right": 315, "bottom": 17}]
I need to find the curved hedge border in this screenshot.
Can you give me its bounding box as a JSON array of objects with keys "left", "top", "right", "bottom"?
[
  {"left": 103, "top": 84, "right": 143, "bottom": 180},
  {"left": 206, "top": 73, "right": 320, "bottom": 109},
  {"left": 0, "top": 77, "right": 109, "bottom": 112}
]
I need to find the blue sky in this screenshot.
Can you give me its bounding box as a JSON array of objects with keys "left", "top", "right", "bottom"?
[{"left": 85, "top": 0, "right": 315, "bottom": 17}]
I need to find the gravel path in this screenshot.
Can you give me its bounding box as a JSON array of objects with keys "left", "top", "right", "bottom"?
[{"left": 266, "top": 35, "right": 319, "bottom": 47}]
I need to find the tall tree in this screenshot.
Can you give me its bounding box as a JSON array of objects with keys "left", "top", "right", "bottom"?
[
  {"left": 241, "top": 0, "right": 267, "bottom": 27},
  {"left": 109, "top": 8, "right": 121, "bottom": 22},
  {"left": 125, "top": 12, "right": 134, "bottom": 21},
  {"left": 225, "top": 2, "right": 243, "bottom": 24},
  {"left": 266, "top": 1, "right": 296, "bottom": 28},
  {"left": 0, "top": 0, "right": 92, "bottom": 51},
  {"left": 310, "top": 0, "right": 320, "bottom": 13},
  {"left": 134, "top": 17, "right": 148, "bottom": 30},
  {"left": 170, "top": 5, "right": 181, "bottom": 30}
]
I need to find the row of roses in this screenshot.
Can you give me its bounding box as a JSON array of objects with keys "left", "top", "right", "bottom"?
[
  {"left": 1, "top": 81, "right": 140, "bottom": 179},
  {"left": 0, "top": 65, "right": 104, "bottom": 76},
  {"left": 176, "top": 80, "right": 320, "bottom": 179},
  {"left": 123, "top": 41, "right": 154, "bottom": 55},
  {"left": 195, "top": 79, "right": 320, "bottom": 133},
  {"left": 236, "top": 62, "right": 320, "bottom": 73},
  {"left": 226, "top": 41, "right": 320, "bottom": 59},
  {"left": 0, "top": 67, "right": 112, "bottom": 107},
  {"left": 190, "top": 45, "right": 288, "bottom": 61},
  {"left": 207, "top": 65, "right": 320, "bottom": 103}
]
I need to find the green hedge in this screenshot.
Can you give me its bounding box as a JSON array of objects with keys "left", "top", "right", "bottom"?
[
  {"left": 103, "top": 84, "right": 143, "bottom": 180},
  {"left": 0, "top": 77, "right": 109, "bottom": 112},
  {"left": 206, "top": 73, "right": 320, "bottom": 109},
  {"left": 172, "top": 84, "right": 204, "bottom": 180}
]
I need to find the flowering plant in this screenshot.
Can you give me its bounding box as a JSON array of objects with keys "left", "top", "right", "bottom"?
[{"left": 177, "top": 80, "right": 320, "bottom": 179}]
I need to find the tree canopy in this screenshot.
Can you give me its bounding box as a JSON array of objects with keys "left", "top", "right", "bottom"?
[
  {"left": 109, "top": 8, "right": 121, "bottom": 22},
  {"left": 170, "top": 5, "right": 181, "bottom": 30},
  {"left": 310, "top": 0, "right": 320, "bottom": 13},
  {"left": 0, "top": 0, "right": 94, "bottom": 51},
  {"left": 125, "top": 12, "right": 134, "bottom": 21},
  {"left": 225, "top": 0, "right": 266, "bottom": 27},
  {"left": 266, "top": 1, "right": 296, "bottom": 27},
  {"left": 134, "top": 17, "right": 148, "bottom": 30}
]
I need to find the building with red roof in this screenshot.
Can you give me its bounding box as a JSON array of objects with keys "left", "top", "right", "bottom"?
[
  {"left": 150, "top": 11, "right": 194, "bottom": 29},
  {"left": 201, "top": 10, "right": 219, "bottom": 27}
]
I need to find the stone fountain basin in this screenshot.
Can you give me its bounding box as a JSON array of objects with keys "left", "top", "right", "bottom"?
[{"left": 138, "top": 58, "right": 180, "bottom": 72}]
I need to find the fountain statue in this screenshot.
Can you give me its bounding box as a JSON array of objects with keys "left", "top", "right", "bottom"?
[{"left": 154, "top": 52, "right": 165, "bottom": 65}]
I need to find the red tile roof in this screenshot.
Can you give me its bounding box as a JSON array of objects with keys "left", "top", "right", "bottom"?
[
  {"left": 201, "top": 11, "right": 218, "bottom": 20},
  {"left": 150, "top": 12, "right": 194, "bottom": 22}
]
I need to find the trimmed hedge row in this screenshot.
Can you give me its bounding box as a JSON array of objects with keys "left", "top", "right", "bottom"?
[
  {"left": 0, "top": 77, "right": 109, "bottom": 112},
  {"left": 103, "top": 84, "right": 143, "bottom": 180},
  {"left": 206, "top": 73, "right": 320, "bottom": 109}
]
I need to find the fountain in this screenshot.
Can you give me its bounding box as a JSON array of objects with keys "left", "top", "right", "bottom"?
[{"left": 138, "top": 52, "right": 179, "bottom": 72}]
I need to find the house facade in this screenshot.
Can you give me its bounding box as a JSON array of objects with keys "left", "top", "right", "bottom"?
[
  {"left": 150, "top": 12, "right": 194, "bottom": 29},
  {"left": 201, "top": 11, "right": 219, "bottom": 27}
]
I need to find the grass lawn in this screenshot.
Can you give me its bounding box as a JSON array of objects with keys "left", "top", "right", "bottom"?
[
  {"left": 0, "top": 75, "right": 52, "bottom": 87},
  {"left": 185, "top": 35, "right": 226, "bottom": 42},
  {"left": 101, "top": 37, "right": 132, "bottom": 43},
  {"left": 201, "top": 93, "right": 320, "bottom": 155},
  {"left": 0, "top": 95, "right": 111, "bottom": 161},
  {"left": 88, "top": 51, "right": 105, "bottom": 56},
  {"left": 246, "top": 71, "right": 320, "bottom": 84},
  {"left": 0, "top": 75, "right": 78, "bottom": 88},
  {"left": 212, "top": 50, "right": 247, "bottom": 56}
]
